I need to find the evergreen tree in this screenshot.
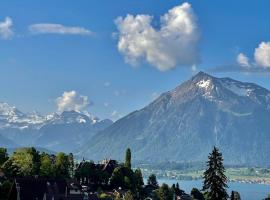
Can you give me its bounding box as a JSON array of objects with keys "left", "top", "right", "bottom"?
[
  {"left": 231, "top": 191, "right": 241, "bottom": 200},
  {"left": 68, "top": 153, "right": 74, "bottom": 177},
  {"left": 125, "top": 148, "right": 131, "bottom": 169},
  {"left": 0, "top": 148, "right": 8, "bottom": 166},
  {"left": 175, "top": 183, "right": 182, "bottom": 196},
  {"left": 134, "top": 168, "right": 144, "bottom": 199},
  {"left": 203, "top": 146, "right": 228, "bottom": 200},
  {"left": 147, "top": 174, "right": 158, "bottom": 187},
  {"left": 191, "top": 188, "right": 205, "bottom": 200},
  {"left": 156, "top": 183, "right": 173, "bottom": 200}
]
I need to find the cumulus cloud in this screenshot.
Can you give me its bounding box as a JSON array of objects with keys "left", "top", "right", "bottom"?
[
  {"left": 29, "top": 23, "right": 93, "bottom": 36},
  {"left": 254, "top": 42, "right": 270, "bottom": 68},
  {"left": 0, "top": 17, "right": 14, "bottom": 39},
  {"left": 114, "top": 2, "right": 200, "bottom": 71},
  {"left": 237, "top": 53, "right": 250, "bottom": 67},
  {"left": 56, "top": 90, "right": 92, "bottom": 112}
]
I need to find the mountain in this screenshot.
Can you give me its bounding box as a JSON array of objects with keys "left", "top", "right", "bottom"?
[
  {"left": 0, "top": 102, "right": 113, "bottom": 152},
  {"left": 35, "top": 111, "right": 113, "bottom": 152},
  {"left": 0, "top": 134, "right": 17, "bottom": 148},
  {"left": 80, "top": 72, "right": 270, "bottom": 166}
]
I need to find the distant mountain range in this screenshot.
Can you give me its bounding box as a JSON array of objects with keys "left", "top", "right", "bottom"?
[
  {"left": 2, "top": 72, "right": 270, "bottom": 166},
  {"left": 79, "top": 72, "right": 270, "bottom": 166},
  {"left": 0, "top": 103, "right": 113, "bottom": 152}
]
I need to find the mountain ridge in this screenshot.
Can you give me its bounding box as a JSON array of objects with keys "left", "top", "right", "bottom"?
[
  {"left": 79, "top": 72, "right": 270, "bottom": 166},
  {"left": 0, "top": 103, "right": 113, "bottom": 152}
]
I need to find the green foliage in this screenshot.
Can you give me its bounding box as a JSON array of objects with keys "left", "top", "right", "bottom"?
[
  {"left": 230, "top": 191, "right": 241, "bottom": 200},
  {"left": 203, "top": 146, "right": 228, "bottom": 200},
  {"left": 0, "top": 148, "right": 74, "bottom": 179},
  {"left": 155, "top": 183, "right": 173, "bottom": 200},
  {"left": 55, "top": 152, "right": 70, "bottom": 178},
  {"left": 0, "top": 148, "right": 8, "bottom": 166},
  {"left": 68, "top": 153, "right": 74, "bottom": 177},
  {"left": 147, "top": 174, "right": 158, "bottom": 187},
  {"left": 110, "top": 166, "right": 135, "bottom": 190},
  {"left": 124, "top": 190, "right": 134, "bottom": 200},
  {"left": 11, "top": 148, "right": 39, "bottom": 176},
  {"left": 1, "top": 158, "right": 17, "bottom": 178},
  {"left": 40, "top": 153, "right": 54, "bottom": 177},
  {"left": 134, "top": 168, "right": 144, "bottom": 199},
  {"left": 110, "top": 166, "right": 124, "bottom": 188},
  {"left": 191, "top": 188, "right": 205, "bottom": 200},
  {"left": 99, "top": 193, "right": 112, "bottom": 199},
  {"left": 125, "top": 148, "right": 131, "bottom": 169}
]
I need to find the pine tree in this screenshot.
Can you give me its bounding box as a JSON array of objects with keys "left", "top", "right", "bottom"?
[
  {"left": 231, "top": 191, "right": 241, "bottom": 200},
  {"left": 203, "top": 146, "right": 228, "bottom": 200},
  {"left": 125, "top": 148, "right": 131, "bottom": 169}
]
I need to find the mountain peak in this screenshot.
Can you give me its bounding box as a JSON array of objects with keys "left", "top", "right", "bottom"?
[{"left": 192, "top": 71, "right": 214, "bottom": 82}]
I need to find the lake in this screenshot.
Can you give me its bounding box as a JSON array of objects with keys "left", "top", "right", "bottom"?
[{"left": 158, "top": 179, "right": 270, "bottom": 200}]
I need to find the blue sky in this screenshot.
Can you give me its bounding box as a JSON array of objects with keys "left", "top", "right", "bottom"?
[{"left": 1, "top": 0, "right": 270, "bottom": 120}]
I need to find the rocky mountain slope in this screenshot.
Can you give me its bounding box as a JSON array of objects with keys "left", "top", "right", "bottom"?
[
  {"left": 0, "top": 103, "right": 112, "bottom": 152},
  {"left": 80, "top": 72, "right": 270, "bottom": 166}
]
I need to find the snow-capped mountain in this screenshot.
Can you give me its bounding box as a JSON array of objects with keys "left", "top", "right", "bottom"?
[
  {"left": 80, "top": 72, "right": 270, "bottom": 166},
  {"left": 0, "top": 103, "right": 113, "bottom": 152}
]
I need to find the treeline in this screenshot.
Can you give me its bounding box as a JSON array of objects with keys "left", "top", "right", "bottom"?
[
  {"left": 0, "top": 147, "right": 74, "bottom": 178},
  {"left": 0, "top": 147, "right": 74, "bottom": 199}
]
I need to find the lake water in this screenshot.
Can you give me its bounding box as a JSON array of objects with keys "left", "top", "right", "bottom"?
[{"left": 158, "top": 179, "right": 270, "bottom": 200}]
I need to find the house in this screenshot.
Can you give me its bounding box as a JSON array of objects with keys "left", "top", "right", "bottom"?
[{"left": 7, "top": 177, "right": 86, "bottom": 200}]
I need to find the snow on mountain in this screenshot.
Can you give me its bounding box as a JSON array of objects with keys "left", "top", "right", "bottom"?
[
  {"left": 0, "top": 103, "right": 113, "bottom": 152},
  {"left": 80, "top": 72, "right": 270, "bottom": 166}
]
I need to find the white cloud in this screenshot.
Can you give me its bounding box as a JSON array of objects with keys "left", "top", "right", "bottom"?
[
  {"left": 0, "top": 17, "right": 14, "bottom": 39},
  {"left": 237, "top": 53, "right": 250, "bottom": 67},
  {"left": 114, "top": 2, "right": 200, "bottom": 71},
  {"left": 56, "top": 90, "right": 91, "bottom": 112},
  {"left": 254, "top": 42, "right": 270, "bottom": 68},
  {"left": 29, "top": 23, "right": 93, "bottom": 36}
]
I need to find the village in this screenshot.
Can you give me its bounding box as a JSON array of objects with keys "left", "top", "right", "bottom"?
[{"left": 0, "top": 147, "right": 194, "bottom": 200}]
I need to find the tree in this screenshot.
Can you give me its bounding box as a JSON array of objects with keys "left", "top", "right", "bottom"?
[
  {"left": 40, "top": 153, "right": 53, "bottom": 177},
  {"left": 55, "top": 152, "right": 70, "bottom": 178},
  {"left": 124, "top": 190, "right": 134, "bottom": 200},
  {"left": 231, "top": 191, "right": 241, "bottom": 200},
  {"left": 125, "top": 148, "right": 131, "bottom": 169},
  {"left": 175, "top": 183, "right": 182, "bottom": 196},
  {"left": 134, "top": 168, "right": 144, "bottom": 191},
  {"left": 203, "top": 146, "right": 228, "bottom": 200},
  {"left": 1, "top": 158, "right": 18, "bottom": 178},
  {"left": 147, "top": 174, "right": 158, "bottom": 187},
  {"left": 156, "top": 183, "right": 173, "bottom": 200},
  {"left": 110, "top": 166, "right": 125, "bottom": 188},
  {"left": 11, "top": 148, "right": 36, "bottom": 176},
  {"left": 0, "top": 148, "right": 8, "bottom": 166},
  {"left": 191, "top": 188, "right": 205, "bottom": 200},
  {"left": 29, "top": 147, "right": 41, "bottom": 175},
  {"left": 68, "top": 153, "right": 75, "bottom": 178}
]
